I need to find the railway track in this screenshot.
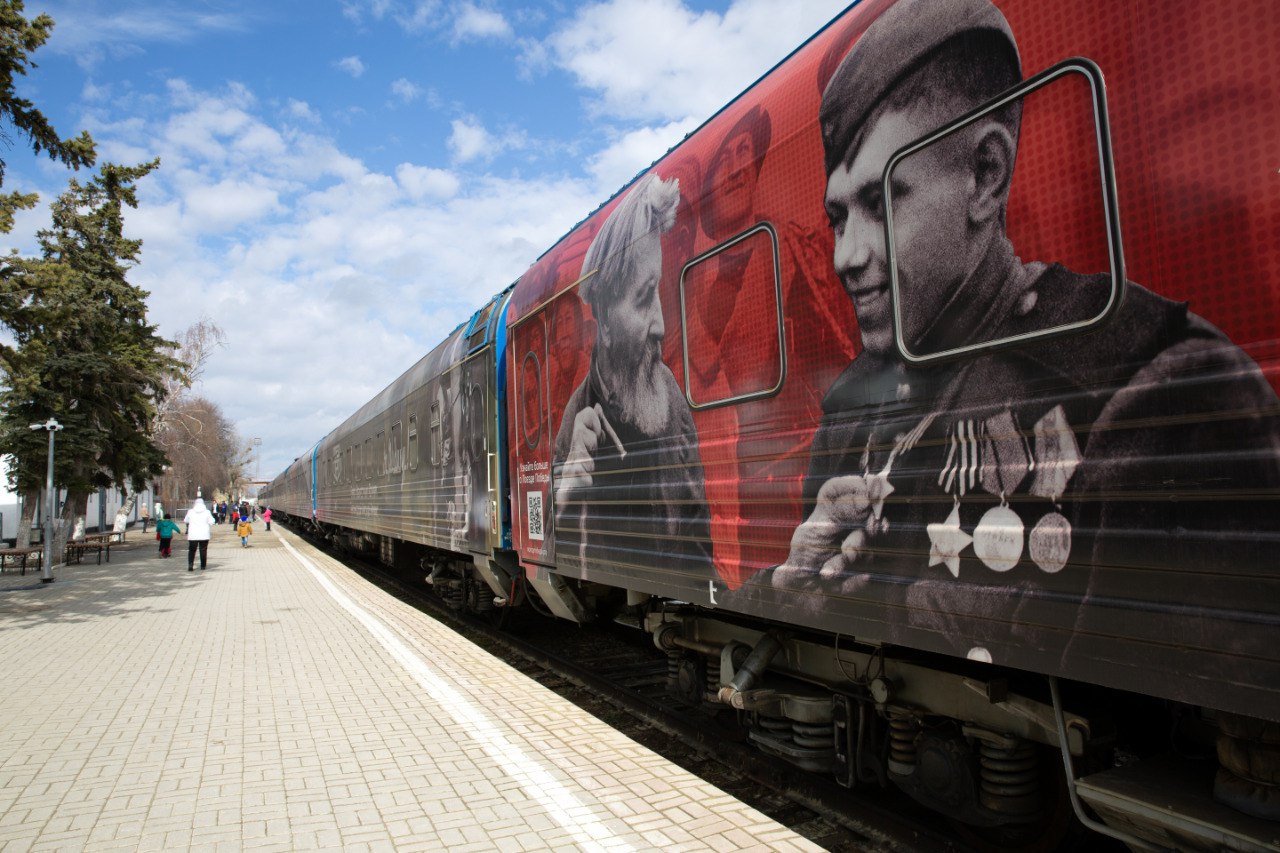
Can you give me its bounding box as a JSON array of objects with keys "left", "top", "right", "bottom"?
[{"left": 300, "top": 531, "right": 976, "bottom": 853}]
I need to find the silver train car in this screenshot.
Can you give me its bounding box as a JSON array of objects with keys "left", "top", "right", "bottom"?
[{"left": 265, "top": 288, "right": 518, "bottom": 608}]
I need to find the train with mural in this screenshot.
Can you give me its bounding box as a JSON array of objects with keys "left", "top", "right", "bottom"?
[{"left": 262, "top": 0, "right": 1280, "bottom": 847}]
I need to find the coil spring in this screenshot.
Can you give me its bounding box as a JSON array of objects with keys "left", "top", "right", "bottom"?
[
  {"left": 979, "top": 739, "right": 1039, "bottom": 809},
  {"left": 706, "top": 664, "right": 719, "bottom": 699},
  {"left": 666, "top": 652, "right": 681, "bottom": 686},
  {"left": 471, "top": 583, "right": 495, "bottom": 613},
  {"left": 758, "top": 714, "right": 792, "bottom": 740},
  {"left": 889, "top": 716, "right": 918, "bottom": 767},
  {"left": 793, "top": 721, "right": 834, "bottom": 749}
]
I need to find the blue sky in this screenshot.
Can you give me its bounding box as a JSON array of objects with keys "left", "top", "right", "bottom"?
[{"left": 4, "top": 0, "right": 851, "bottom": 480}]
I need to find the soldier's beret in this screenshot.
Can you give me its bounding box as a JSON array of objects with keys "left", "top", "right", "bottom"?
[{"left": 820, "top": 0, "right": 1020, "bottom": 175}]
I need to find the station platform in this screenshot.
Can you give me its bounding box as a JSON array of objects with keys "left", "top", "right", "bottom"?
[{"left": 0, "top": 520, "right": 823, "bottom": 852}]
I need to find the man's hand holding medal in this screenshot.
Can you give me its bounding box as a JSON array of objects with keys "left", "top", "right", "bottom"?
[{"left": 772, "top": 473, "right": 893, "bottom": 598}]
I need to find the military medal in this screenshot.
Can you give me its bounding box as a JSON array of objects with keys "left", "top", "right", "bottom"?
[
  {"left": 1029, "top": 512, "right": 1071, "bottom": 573},
  {"left": 973, "top": 503, "right": 1023, "bottom": 571},
  {"left": 927, "top": 499, "right": 971, "bottom": 577},
  {"left": 1027, "top": 405, "right": 1078, "bottom": 573},
  {"left": 1030, "top": 405, "right": 1080, "bottom": 499}
]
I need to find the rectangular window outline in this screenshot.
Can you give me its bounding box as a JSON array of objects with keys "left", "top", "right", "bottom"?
[
  {"left": 429, "top": 400, "right": 441, "bottom": 466},
  {"left": 678, "top": 221, "right": 787, "bottom": 411},
  {"left": 884, "top": 58, "right": 1125, "bottom": 364},
  {"left": 407, "top": 414, "right": 418, "bottom": 472},
  {"left": 363, "top": 438, "right": 372, "bottom": 480},
  {"left": 390, "top": 421, "right": 403, "bottom": 474},
  {"left": 376, "top": 431, "right": 385, "bottom": 477},
  {"left": 467, "top": 298, "right": 498, "bottom": 351}
]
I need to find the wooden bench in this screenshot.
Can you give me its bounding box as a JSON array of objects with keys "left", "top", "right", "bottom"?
[
  {"left": 66, "top": 534, "right": 112, "bottom": 565},
  {"left": 0, "top": 546, "right": 44, "bottom": 576}
]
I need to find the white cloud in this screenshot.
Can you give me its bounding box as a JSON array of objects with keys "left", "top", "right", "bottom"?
[
  {"left": 394, "top": 0, "right": 443, "bottom": 33},
  {"left": 287, "top": 100, "right": 320, "bottom": 122},
  {"left": 586, "top": 117, "right": 700, "bottom": 194},
  {"left": 181, "top": 179, "right": 280, "bottom": 232},
  {"left": 549, "top": 0, "right": 848, "bottom": 122},
  {"left": 337, "top": 55, "right": 366, "bottom": 78},
  {"left": 390, "top": 78, "right": 423, "bottom": 102},
  {"left": 452, "top": 3, "right": 513, "bottom": 43},
  {"left": 39, "top": 3, "right": 248, "bottom": 68},
  {"left": 396, "top": 164, "right": 461, "bottom": 200},
  {"left": 447, "top": 117, "right": 495, "bottom": 163}
]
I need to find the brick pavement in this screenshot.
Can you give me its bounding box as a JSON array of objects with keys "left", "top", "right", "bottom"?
[{"left": 0, "top": 520, "right": 824, "bottom": 852}]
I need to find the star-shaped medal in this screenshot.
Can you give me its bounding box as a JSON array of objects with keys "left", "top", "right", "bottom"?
[
  {"left": 868, "top": 471, "right": 895, "bottom": 522},
  {"left": 928, "top": 503, "right": 972, "bottom": 578}
]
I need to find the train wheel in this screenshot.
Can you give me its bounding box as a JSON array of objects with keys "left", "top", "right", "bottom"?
[{"left": 464, "top": 576, "right": 506, "bottom": 626}]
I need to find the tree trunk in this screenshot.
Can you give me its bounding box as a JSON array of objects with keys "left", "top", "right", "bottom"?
[
  {"left": 16, "top": 489, "right": 38, "bottom": 548},
  {"left": 113, "top": 487, "right": 137, "bottom": 536},
  {"left": 61, "top": 489, "right": 90, "bottom": 558}
]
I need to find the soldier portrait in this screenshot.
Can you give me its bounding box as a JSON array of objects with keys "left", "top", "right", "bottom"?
[{"left": 744, "top": 0, "right": 1280, "bottom": 679}]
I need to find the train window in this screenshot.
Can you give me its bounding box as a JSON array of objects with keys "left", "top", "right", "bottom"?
[
  {"left": 363, "top": 438, "right": 372, "bottom": 480},
  {"left": 429, "top": 401, "right": 441, "bottom": 466},
  {"left": 408, "top": 414, "right": 418, "bottom": 471},
  {"left": 390, "top": 422, "right": 403, "bottom": 474},
  {"left": 376, "top": 431, "right": 385, "bottom": 477},
  {"left": 332, "top": 450, "right": 341, "bottom": 484},
  {"left": 679, "top": 223, "right": 785, "bottom": 410},
  {"left": 467, "top": 300, "right": 496, "bottom": 351},
  {"left": 883, "top": 58, "right": 1124, "bottom": 363}
]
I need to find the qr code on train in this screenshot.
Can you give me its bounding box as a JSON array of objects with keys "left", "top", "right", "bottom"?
[{"left": 527, "top": 492, "right": 544, "bottom": 541}]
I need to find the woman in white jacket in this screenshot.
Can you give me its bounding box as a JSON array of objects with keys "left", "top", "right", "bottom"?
[{"left": 182, "top": 498, "right": 216, "bottom": 571}]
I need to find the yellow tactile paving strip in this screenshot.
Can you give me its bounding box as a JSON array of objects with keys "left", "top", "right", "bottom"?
[{"left": 0, "top": 523, "right": 823, "bottom": 852}]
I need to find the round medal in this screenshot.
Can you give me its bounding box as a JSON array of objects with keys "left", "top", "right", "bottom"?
[
  {"left": 1029, "top": 512, "right": 1072, "bottom": 574},
  {"left": 973, "top": 505, "right": 1024, "bottom": 572}
]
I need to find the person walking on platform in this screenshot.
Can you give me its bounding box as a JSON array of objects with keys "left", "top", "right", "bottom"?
[
  {"left": 183, "top": 497, "right": 215, "bottom": 571},
  {"left": 140, "top": 502, "right": 150, "bottom": 533},
  {"left": 261, "top": 506, "right": 272, "bottom": 531},
  {"left": 154, "top": 513, "right": 179, "bottom": 558},
  {"left": 237, "top": 515, "right": 252, "bottom": 548}
]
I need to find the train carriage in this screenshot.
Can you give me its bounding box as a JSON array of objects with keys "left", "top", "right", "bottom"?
[
  {"left": 265, "top": 288, "right": 515, "bottom": 592},
  {"left": 265, "top": 0, "right": 1280, "bottom": 848}
]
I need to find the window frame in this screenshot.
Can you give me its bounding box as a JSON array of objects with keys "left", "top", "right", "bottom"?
[
  {"left": 429, "top": 400, "right": 442, "bottom": 467},
  {"left": 883, "top": 57, "right": 1125, "bottom": 365},
  {"left": 677, "top": 221, "right": 787, "bottom": 411},
  {"left": 408, "top": 413, "right": 419, "bottom": 472}
]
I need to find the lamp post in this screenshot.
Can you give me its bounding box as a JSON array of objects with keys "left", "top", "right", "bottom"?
[
  {"left": 28, "top": 418, "right": 63, "bottom": 584},
  {"left": 253, "top": 437, "right": 262, "bottom": 498}
]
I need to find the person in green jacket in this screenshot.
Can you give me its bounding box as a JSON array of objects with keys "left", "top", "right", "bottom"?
[{"left": 154, "top": 513, "right": 180, "bottom": 559}]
